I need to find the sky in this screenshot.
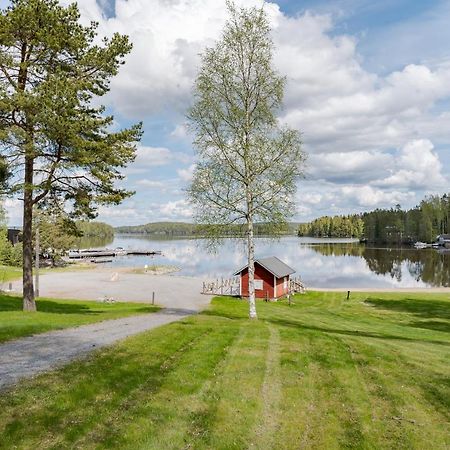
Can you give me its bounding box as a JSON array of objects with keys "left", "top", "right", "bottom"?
[{"left": 2, "top": 0, "right": 450, "bottom": 226}]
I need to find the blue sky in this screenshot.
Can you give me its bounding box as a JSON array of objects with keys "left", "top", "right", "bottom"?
[{"left": 2, "top": 0, "right": 450, "bottom": 226}]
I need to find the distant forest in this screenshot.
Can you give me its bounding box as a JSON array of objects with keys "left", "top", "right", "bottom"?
[
  {"left": 115, "top": 221, "right": 301, "bottom": 236},
  {"left": 298, "top": 193, "right": 450, "bottom": 244},
  {"left": 76, "top": 221, "right": 114, "bottom": 238}
]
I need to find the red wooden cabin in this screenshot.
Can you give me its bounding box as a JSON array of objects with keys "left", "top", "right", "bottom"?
[{"left": 234, "top": 256, "right": 295, "bottom": 299}]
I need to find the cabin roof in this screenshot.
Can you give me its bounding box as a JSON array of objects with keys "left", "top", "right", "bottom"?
[
  {"left": 438, "top": 234, "right": 450, "bottom": 240},
  {"left": 234, "top": 256, "right": 295, "bottom": 278}
]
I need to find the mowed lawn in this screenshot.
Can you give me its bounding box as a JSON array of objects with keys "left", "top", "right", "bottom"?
[
  {"left": 0, "top": 292, "right": 449, "bottom": 449},
  {"left": 0, "top": 265, "right": 22, "bottom": 283},
  {"left": 0, "top": 294, "right": 160, "bottom": 343}
]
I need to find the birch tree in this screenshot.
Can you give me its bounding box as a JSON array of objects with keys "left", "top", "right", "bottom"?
[
  {"left": 0, "top": 0, "right": 142, "bottom": 311},
  {"left": 187, "top": 2, "right": 305, "bottom": 319}
]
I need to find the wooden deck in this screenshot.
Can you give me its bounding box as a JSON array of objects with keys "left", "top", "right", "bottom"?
[{"left": 68, "top": 249, "right": 162, "bottom": 259}]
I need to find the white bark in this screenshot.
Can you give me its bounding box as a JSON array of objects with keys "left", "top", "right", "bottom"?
[{"left": 247, "top": 214, "right": 257, "bottom": 319}]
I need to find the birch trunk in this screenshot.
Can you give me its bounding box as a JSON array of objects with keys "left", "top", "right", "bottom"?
[{"left": 247, "top": 216, "right": 257, "bottom": 320}]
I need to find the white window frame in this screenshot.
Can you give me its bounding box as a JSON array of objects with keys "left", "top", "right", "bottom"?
[{"left": 254, "top": 279, "right": 263, "bottom": 290}]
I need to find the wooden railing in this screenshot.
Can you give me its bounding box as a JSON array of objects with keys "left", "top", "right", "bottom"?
[
  {"left": 202, "top": 275, "right": 307, "bottom": 296},
  {"left": 290, "top": 276, "right": 307, "bottom": 294},
  {"left": 202, "top": 277, "right": 240, "bottom": 296}
]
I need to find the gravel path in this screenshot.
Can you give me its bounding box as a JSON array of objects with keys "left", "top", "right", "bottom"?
[
  {"left": 0, "top": 308, "right": 197, "bottom": 390},
  {"left": 1, "top": 268, "right": 212, "bottom": 390}
]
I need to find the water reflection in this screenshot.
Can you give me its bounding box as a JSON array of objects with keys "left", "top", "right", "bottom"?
[
  {"left": 310, "top": 243, "right": 449, "bottom": 288},
  {"left": 75, "top": 235, "right": 114, "bottom": 249},
  {"left": 88, "top": 235, "right": 450, "bottom": 288}
]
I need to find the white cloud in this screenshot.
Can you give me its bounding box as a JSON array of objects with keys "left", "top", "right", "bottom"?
[
  {"left": 135, "top": 180, "right": 166, "bottom": 189},
  {"left": 69, "top": 0, "right": 281, "bottom": 117},
  {"left": 170, "top": 123, "right": 189, "bottom": 140},
  {"left": 376, "top": 139, "right": 447, "bottom": 189},
  {"left": 159, "top": 199, "right": 193, "bottom": 219},
  {"left": 177, "top": 164, "right": 196, "bottom": 182},
  {"left": 309, "top": 150, "right": 393, "bottom": 183},
  {"left": 340, "top": 185, "right": 414, "bottom": 208},
  {"left": 4, "top": 198, "right": 22, "bottom": 225},
  {"left": 126, "top": 146, "right": 192, "bottom": 175},
  {"left": 301, "top": 193, "right": 323, "bottom": 204}
]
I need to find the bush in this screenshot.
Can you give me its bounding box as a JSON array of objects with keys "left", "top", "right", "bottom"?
[{"left": 0, "top": 231, "right": 22, "bottom": 267}]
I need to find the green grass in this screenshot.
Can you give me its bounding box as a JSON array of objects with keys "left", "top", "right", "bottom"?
[
  {"left": 0, "top": 294, "right": 160, "bottom": 343},
  {"left": 0, "top": 265, "right": 22, "bottom": 283},
  {"left": 0, "top": 291, "right": 449, "bottom": 449},
  {"left": 0, "top": 263, "right": 94, "bottom": 287}
]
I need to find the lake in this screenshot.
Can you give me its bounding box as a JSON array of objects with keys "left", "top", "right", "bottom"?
[{"left": 79, "top": 234, "right": 450, "bottom": 289}]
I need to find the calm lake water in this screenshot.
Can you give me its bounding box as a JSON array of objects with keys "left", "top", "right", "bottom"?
[{"left": 79, "top": 235, "right": 450, "bottom": 289}]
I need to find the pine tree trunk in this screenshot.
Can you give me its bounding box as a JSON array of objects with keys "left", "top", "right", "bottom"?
[
  {"left": 247, "top": 217, "right": 257, "bottom": 320},
  {"left": 22, "top": 154, "right": 36, "bottom": 312}
]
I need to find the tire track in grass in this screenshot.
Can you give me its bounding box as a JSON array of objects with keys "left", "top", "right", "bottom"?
[
  {"left": 249, "top": 324, "right": 282, "bottom": 450},
  {"left": 351, "top": 338, "right": 449, "bottom": 449},
  {"left": 190, "top": 320, "right": 270, "bottom": 450},
  {"left": 0, "top": 320, "right": 214, "bottom": 450},
  {"left": 274, "top": 329, "right": 367, "bottom": 449},
  {"left": 346, "top": 338, "right": 418, "bottom": 449},
  {"left": 73, "top": 317, "right": 240, "bottom": 449}
]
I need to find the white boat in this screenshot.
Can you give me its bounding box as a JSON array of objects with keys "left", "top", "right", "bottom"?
[{"left": 414, "top": 242, "right": 429, "bottom": 249}]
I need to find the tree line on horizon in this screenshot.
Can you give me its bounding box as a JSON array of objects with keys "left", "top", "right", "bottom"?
[
  {"left": 298, "top": 193, "right": 450, "bottom": 244},
  {"left": 115, "top": 221, "right": 300, "bottom": 237}
]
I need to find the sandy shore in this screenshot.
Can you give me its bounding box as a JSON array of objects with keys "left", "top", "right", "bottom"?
[{"left": 11, "top": 267, "right": 210, "bottom": 311}]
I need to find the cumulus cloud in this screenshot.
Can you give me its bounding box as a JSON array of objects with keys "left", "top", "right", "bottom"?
[
  {"left": 177, "top": 164, "right": 196, "bottom": 182},
  {"left": 66, "top": 0, "right": 281, "bottom": 117},
  {"left": 125, "top": 146, "right": 192, "bottom": 175},
  {"left": 170, "top": 123, "right": 189, "bottom": 140},
  {"left": 135, "top": 180, "right": 167, "bottom": 189},
  {"left": 376, "top": 139, "right": 447, "bottom": 189},
  {"left": 158, "top": 199, "right": 193, "bottom": 219},
  {"left": 340, "top": 185, "right": 414, "bottom": 208},
  {"left": 277, "top": 18, "right": 450, "bottom": 154},
  {"left": 4, "top": 198, "right": 22, "bottom": 225},
  {"left": 309, "top": 150, "right": 393, "bottom": 183}
]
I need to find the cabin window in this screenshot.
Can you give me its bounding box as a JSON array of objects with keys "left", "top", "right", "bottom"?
[{"left": 254, "top": 279, "right": 263, "bottom": 290}]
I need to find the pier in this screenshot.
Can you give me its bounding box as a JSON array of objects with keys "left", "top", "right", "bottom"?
[{"left": 68, "top": 249, "right": 162, "bottom": 259}]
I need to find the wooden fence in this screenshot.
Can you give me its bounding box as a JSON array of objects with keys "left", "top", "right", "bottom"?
[
  {"left": 202, "top": 277, "right": 240, "bottom": 296},
  {"left": 202, "top": 275, "right": 307, "bottom": 296},
  {"left": 289, "top": 276, "right": 307, "bottom": 294}
]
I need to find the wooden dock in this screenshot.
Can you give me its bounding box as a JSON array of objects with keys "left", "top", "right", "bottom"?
[{"left": 68, "top": 249, "right": 162, "bottom": 259}]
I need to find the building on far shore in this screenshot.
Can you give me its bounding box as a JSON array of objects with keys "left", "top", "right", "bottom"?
[
  {"left": 234, "top": 256, "right": 295, "bottom": 300},
  {"left": 7, "top": 228, "right": 21, "bottom": 245},
  {"left": 437, "top": 234, "right": 450, "bottom": 248}
]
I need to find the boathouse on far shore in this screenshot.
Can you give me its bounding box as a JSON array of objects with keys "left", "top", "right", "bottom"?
[{"left": 234, "top": 256, "right": 295, "bottom": 299}]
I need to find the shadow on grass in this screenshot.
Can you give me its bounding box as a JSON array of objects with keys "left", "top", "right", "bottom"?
[
  {"left": 0, "top": 294, "right": 156, "bottom": 315},
  {"left": 409, "top": 320, "right": 450, "bottom": 333},
  {"left": 202, "top": 307, "right": 450, "bottom": 346},
  {"left": 0, "top": 295, "right": 97, "bottom": 314},
  {"left": 364, "top": 298, "right": 450, "bottom": 320},
  {"left": 266, "top": 317, "right": 450, "bottom": 346}
]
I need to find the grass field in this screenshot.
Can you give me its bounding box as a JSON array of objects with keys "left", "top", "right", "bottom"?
[
  {"left": 0, "top": 294, "right": 160, "bottom": 343},
  {"left": 0, "top": 265, "right": 22, "bottom": 283},
  {"left": 0, "top": 291, "right": 448, "bottom": 449}
]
